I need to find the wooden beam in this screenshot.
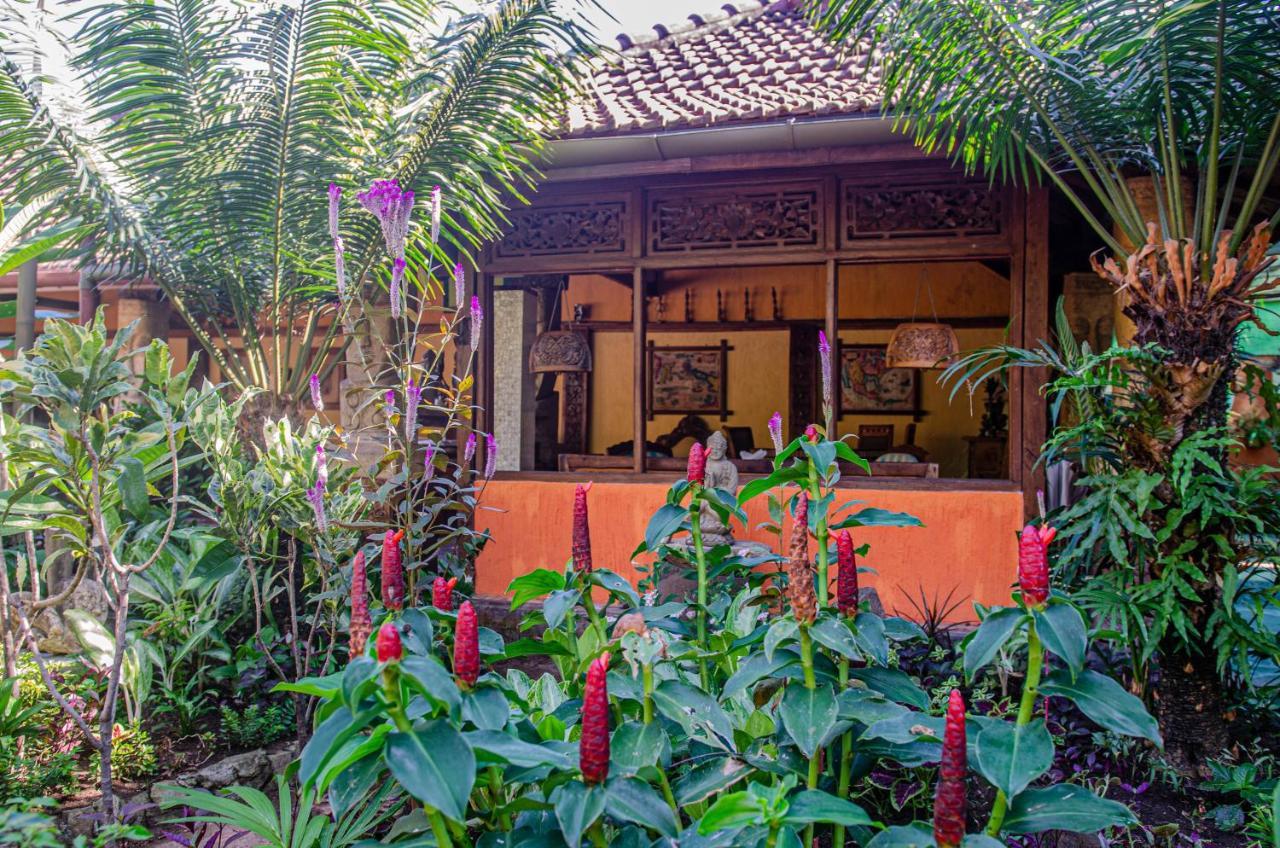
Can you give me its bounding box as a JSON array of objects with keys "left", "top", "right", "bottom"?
[
  {"left": 1007, "top": 193, "right": 1026, "bottom": 495},
  {"left": 824, "top": 258, "right": 839, "bottom": 438},
  {"left": 565, "top": 316, "right": 1010, "bottom": 333},
  {"left": 1021, "top": 187, "right": 1051, "bottom": 517},
  {"left": 632, "top": 266, "right": 647, "bottom": 472}
]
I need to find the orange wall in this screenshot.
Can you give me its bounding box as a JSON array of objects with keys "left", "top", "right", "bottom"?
[{"left": 475, "top": 478, "right": 1023, "bottom": 622}]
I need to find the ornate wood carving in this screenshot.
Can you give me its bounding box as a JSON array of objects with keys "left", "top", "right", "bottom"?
[
  {"left": 649, "top": 185, "right": 821, "bottom": 253},
  {"left": 559, "top": 371, "right": 589, "bottom": 454},
  {"left": 496, "top": 198, "right": 628, "bottom": 258},
  {"left": 842, "top": 182, "right": 1003, "bottom": 242}
]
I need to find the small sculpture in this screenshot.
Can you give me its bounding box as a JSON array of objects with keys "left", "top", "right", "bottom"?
[
  {"left": 573, "top": 303, "right": 587, "bottom": 323},
  {"left": 698, "top": 431, "right": 739, "bottom": 547}
]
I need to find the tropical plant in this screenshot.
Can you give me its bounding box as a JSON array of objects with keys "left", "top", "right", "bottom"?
[
  {"left": 0, "top": 313, "right": 206, "bottom": 818},
  {"left": 0, "top": 0, "right": 593, "bottom": 411},
  {"left": 812, "top": 0, "right": 1280, "bottom": 767}
]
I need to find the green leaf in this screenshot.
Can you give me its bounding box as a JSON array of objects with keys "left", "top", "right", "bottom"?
[
  {"left": 465, "top": 730, "right": 573, "bottom": 769},
  {"left": 837, "top": 690, "right": 910, "bottom": 727},
  {"left": 1040, "top": 669, "right": 1162, "bottom": 745},
  {"left": 401, "top": 656, "right": 462, "bottom": 714},
  {"left": 765, "top": 619, "right": 800, "bottom": 662},
  {"left": 644, "top": 504, "right": 688, "bottom": 552},
  {"left": 1003, "top": 784, "right": 1137, "bottom": 834},
  {"left": 723, "top": 649, "right": 798, "bottom": 698},
  {"left": 463, "top": 686, "right": 510, "bottom": 730},
  {"left": 697, "top": 790, "right": 766, "bottom": 834},
  {"left": 1033, "top": 604, "right": 1087, "bottom": 679},
  {"left": 610, "top": 721, "right": 670, "bottom": 774},
  {"left": 341, "top": 657, "right": 380, "bottom": 708},
  {"left": 543, "top": 589, "right": 581, "bottom": 631},
  {"left": 851, "top": 613, "right": 889, "bottom": 666},
  {"left": 591, "top": 569, "right": 640, "bottom": 608},
  {"left": 385, "top": 721, "right": 475, "bottom": 822},
  {"left": 117, "top": 456, "right": 149, "bottom": 520},
  {"left": 972, "top": 719, "right": 1054, "bottom": 800},
  {"left": 552, "top": 782, "right": 605, "bottom": 848},
  {"left": 783, "top": 790, "right": 871, "bottom": 827},
  {"left": 963, "top": 607, "right": 1028, "bottom": 681},
  {"left": 849, "top": 667, "right": 930, "bottom": 710},
  {"left": 300, "top": 706, "right": 377, "bottom": 788},
  {"left": 779, "top": 682, "right": 838, "bottom": 757},
  {"left": 830, "top": 506, "right": 922, "bottom": 529},
  {"left": 866, "top": 823, "right": 935, "bottom": 847},
  {"left": 63, "top": 610, "right": 114, "bottom": 668},
  {"left": 605, "top": 777, "right": 679, "bottom": 837},
  {"left": 675, "top": 757, "right": 752, "bottom": 805},
  {"left": 508, "top": 569, "right": 565, "bottom": 609},
  {"left": 274, "top": 672, "right": 343, "bottom": 699},
  {"left": 653, "top": 680, "right": 734, "bottom": 748},
  {"left": 809, "top": 617, "right": 860, "bottom": 661}
]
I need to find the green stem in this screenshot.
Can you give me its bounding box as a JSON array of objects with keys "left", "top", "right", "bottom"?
[
  {"left": 986, "top": 618, "right": 1044, "bottom": 837},
  {"left": 642, "top": 664, "right": 654, "bottom": 725},
  {"left": 588, "top": 818, "right": 608, "bottom": 848},
  {"left": 766, "top": 822, "right": 781, "bottom": 848},
  {"left": 657, "top": 769, "right": 681, "bottom": 823},
  {"left": 427, "top": 810, "right": 454, "bottom": 848},
  {"left": 834, "top": 656, "right": 854, "bottom": 848},
  {"left": 807, "top": 464, "right": 829, "bottom": 607},
  {"left": 689, "top": 495, "right": 710, "bottom": 689},
  {"left": 800, "top": 623, "right": 818, "bottom": 848},
  {"left": 488, "top": 765, "right": 511, "bottom": 830},
  {"left": 385, "top": 666, "right": 456, "bottom": 848}
]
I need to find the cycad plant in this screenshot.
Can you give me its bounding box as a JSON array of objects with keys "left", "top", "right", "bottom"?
[
  {"left": 0, "top": 0, "right": 591, "bottom": 411},
  {"left": 809, "top": 0, "right": 1280, "bottom": 767}
]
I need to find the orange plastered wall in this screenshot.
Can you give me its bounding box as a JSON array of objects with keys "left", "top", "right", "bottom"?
[{"left": 474, "top": 479, "right": 1023, "bottom": 622}]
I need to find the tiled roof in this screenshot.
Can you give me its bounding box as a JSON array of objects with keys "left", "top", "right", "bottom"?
[{"left": 562, "top": 0, "right": 882, "bottom": 139}]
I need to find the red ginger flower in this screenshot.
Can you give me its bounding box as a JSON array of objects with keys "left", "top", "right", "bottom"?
[
  {"left": 579, "top": 653, "right": 611, "bottom": 785},
  {"left": 376, "top": 622, "right": 403, "bottom": 663},
  {"left": 454, "top": 600, "right": 480, "bottom": 688},
  {"left": 1018, "top": 524, "right": 1057, "bottom": 608},
  {"left": 432, "top": 576, "right": 458, "bottom": 612},
  {"left": 785, "top": 493, "right": 817, "bottom": 625},
  {"left": 687, "top": 443, "right": 705, "bottom": 485},
  {"left": 804, "top": 423, "right": 820, "bottom": 443},
  {"left": 835, "top": 530, "right": 858, "bottom": 617},
  {"left": 572, "top": 483, "right": 593, "bottom": 573},
  {"left": 349, "top": 551, "right": 372, "bottom": 658},
  {"left": 933, "top": 689, "right": 967, "bottom": 848},
  {"left": 381, "top": 529, "right": 405, "bottom": 611}
]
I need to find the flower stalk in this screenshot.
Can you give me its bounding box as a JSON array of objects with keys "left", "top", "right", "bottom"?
[{"left": 986, "top": 619, "right": 1044, "bottom": 836}]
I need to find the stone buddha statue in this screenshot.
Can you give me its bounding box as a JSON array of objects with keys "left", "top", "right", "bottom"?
[{"left": 699, "top": 431, "right": 739, "bottom": 547}]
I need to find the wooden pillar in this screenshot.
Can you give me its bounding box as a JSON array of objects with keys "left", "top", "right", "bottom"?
[
  {"left": 478, "top": 272, "right": 496, "bottom": 473},
  {"left": 824, "top": 258, "right": 839, "bottom": 437},
  {"left": 1021, "top": 187, "right": 1050, "bottom": 515},
  {"left": 632, "top": 266, "right": 646, "bottom": 473}
]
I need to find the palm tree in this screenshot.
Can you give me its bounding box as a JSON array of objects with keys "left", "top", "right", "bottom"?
[
  {"left": 0, "top": 0, "right": 593, "bottom": 409},
  {"left": 808, "top": 0, "right": 1280, "bottom": 766}
]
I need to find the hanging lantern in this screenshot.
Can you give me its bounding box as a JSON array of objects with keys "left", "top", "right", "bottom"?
[
  {"left": 885, "top": 322, "right": 959, "bottom": 369},
  {"left": 529, "top": 330, "right": 592, "bottom": 373}
]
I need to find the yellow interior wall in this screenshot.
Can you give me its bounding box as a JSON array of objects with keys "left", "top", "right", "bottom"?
[{"left": 575, "top": 262, "right": 1010, "bottom": 477}]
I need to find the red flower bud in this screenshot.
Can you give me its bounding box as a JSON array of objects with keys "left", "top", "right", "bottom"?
[
  {"left": 804, "top": 423, "right": 819, "bottom": 443},
  {"left": 836, "top": 530, "right": 858, "bottom": 617},
  {"left": 376, "top": 622, "right": 403, "bottom": 664},
  {"left": 579, "top": 653, "right": 611, "bottom": 784},
  {"left": 1018, "top": 524, "right": 1056, "bottom": 607},
  {"left": 933, "top": 689, "right": 967, "bottom": 848},
  {"left": 686, "top": 443, "right": 705, "bottom": 485},
  {"left": 454, "top": 600, "right": 480, "bottom": 688},
  {"left": 432, "top": 576, "right": 458, "bottom": 612},
  {"left": 382, "top": 529, "right": 405, "bottom": 611},
  {"left": 785, "top": 493, "right": 817, "bottom": 625},
  {"left": 349, "top": 550, "right": 372, "bottom": 658},
  {"left": 572, "top": 483, "right": 593, "bottom": 573}
]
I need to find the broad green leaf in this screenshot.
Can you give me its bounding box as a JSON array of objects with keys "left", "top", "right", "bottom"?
[
  {"left": 643, "top": 503, "right": 688, "bottom": 552},
  {"left": 508, "top": 569, "right": 565, "bottom": 609},
  {"left": 765, "top": 619, "right": 800, "bottom": 662},
  {"left": 341, "top": 657, "right": 379, "bottom": 709},
  {"left": 972, "top": 719, "right": 1054, "bottom": 800},
  {"left": 591, "top": 569, "right": 640, "bottom": 608},
  {"left": 543, "top": 589, "right": 581, "bottom": 631},
  {"left": 63, "top": 609, "right": 114, "bottom": 668},
  {"left": 866, "top": 823, "right": 935, "bottom": 847},
  {"left": 605, "top": 777, "right": 678, "bottom": 837},
  {"left": 117, "top": 456, "right": 149, "bottom": 520},
  {"left": 401, "top": 656, "right": 462, "bottom": 714},
  {"left": 1003, "top": 784, "right": 1137, "bottom": 834},
  {"left": 385, "top": 721, "right": 475, "bottom": 821},
  {"left": 653, "top": 680, "right": 733, "bottom": 748},
  {"left": 610, "top": 721, "right": 670, "bottom": 774},
  {"left": 851, "top": 613, "right": 889, "bottom": 666},
  {"left": 551, "top": 782, "right": 605, "bottom": 848},
  {"left": 463, "top": 686, "right": 511, "bottom": 730},
  {"left": 830, "top": 506, "right": 922, "bottom": 529},
  {"left": 697, "top": 790, "right": 766, "bottom": 834},
  {"left": 1040, "top": 669, "right": 1162, "bottom": 745},
  {"left": 783, "top": 790, "right": 871, "bottom": 827},
  {"left": 465, "top": 730, "right": 573, "bottom": 769},
  {"left": 809, "top": 617, "right": 860, "bottom": 660},
  {"left": 849, "top": 667, "right": 929, "bottom": 710},
  {"left": 963, "top": 607, "right": 1027, "bottom": 680},
  {"left": 674, "top": 757, "right": 751, "bottom": 805},
  {"left": 723, "top": 649, "right": 799, "bottom": 698},
  {"left": 779, "top": 682, "right": 838, "bottom": 757},
  {"left": 1033, "top": 603, "right": 1087, "bottom": 679}
]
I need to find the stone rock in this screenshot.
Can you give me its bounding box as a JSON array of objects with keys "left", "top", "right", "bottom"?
[
  {"left": 192, "top": 749, "right": 272, "bottom": 790},
  {"left": 267, "top": 741, "right": 299, "bottom": 775},
  {"left": 55, "top": 577, "right": 111, "bottom": 623},
  {"left": 6, "top": 592, "right": 79, "bottom": 654}
]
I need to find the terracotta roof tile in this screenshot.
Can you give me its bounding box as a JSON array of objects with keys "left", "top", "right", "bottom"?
[{"left": 562, "top": 0, "right": 881, "bottom": 138}]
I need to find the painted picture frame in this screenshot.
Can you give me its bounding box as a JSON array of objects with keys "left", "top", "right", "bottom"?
[
  {"left": 647, "top": 341, "right": 731, "bottom": 420},
  {"left": 840, "top": 345, "right": 920, "bottom": 415}
]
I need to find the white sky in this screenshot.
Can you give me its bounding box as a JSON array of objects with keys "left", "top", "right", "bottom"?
[{"left": 578, "top": 0, "right": 709, "bottom": 42}]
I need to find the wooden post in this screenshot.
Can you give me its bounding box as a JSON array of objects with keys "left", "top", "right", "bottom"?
[
  {"left": 1021, "top": 188, "right": 1050, "bottom": 516},
  {"left": 632, "top": 266, "right": 646, "bottom": 473},
  {"left": 824, "top": 258, "right": 839, "bottom": 438}
]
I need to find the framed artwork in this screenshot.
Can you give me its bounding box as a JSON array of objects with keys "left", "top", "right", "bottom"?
[
  {"left": 840, "top": 345, "right": 920, "bottom": 415},
  {"left": 647, "top": 341, "right": 731, "bottom": 420}
]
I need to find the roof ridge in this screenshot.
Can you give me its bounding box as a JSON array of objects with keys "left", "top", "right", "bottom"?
[{"left": 614, "top": 1, "right": 789, "bottom": 53}]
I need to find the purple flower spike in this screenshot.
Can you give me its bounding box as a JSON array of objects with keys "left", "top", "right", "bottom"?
[
  {"left": 818, "top": 330, "right": 833, "bottom": 422},
  {"left": 484, "top": 433, "right": 498, "bottom": 479},
  {"left": 423, "top": 440, "right": 437, "bottom": 480},
  {"left": 334, "top": 237, "right": 346, "bottom": 300},
  {"left": 464, "top": 432, "right": 477, "bottom": 464},
  {"left": 385, "top": 389, "right": 396, "bottom": 413},
  {"left": 430, "top": 186, "right": 442, "bottom": 244},
  {"left": 357, "top": 179, "right": 415, "bottom": 260},
  {"left": 306, "top": 482, "right": 328, "bottom": 533},
  {"left": 470, "top": 295, "right": 483, "bottom": 348},
  {"left": 768, "top": 411, "right": 784, "bottom": 454},
  {"left": 316, "top": 444, "right": 328, "bottom": 487},
  {"left": 390, "top": 258, "right": 406, "bottom": 319},
  {"left": 328, "top": 183, "right": 342, "bottom": 240},
  {"left": 405, "top": 380, "right": 422, "bottom": 441},
  {"left": 453, "top": 261, "right": 466, "bottom": 306},
  {"left": 310, "top": 374, "right": 324, "bottom": 412}
]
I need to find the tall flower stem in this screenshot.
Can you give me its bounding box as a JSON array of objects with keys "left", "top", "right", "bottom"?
[
  {"left": 800, "top": 623, "right": 819, "bottom": 848},
  {"left": 642, "top": 664, "right": 655, "bottom": 725},
  {"left": 384, "top": 668, "right": 454, "bottom": 848},
  {"left": 689, "top": 494, "right": 710, "bottom": 689},
  {"left": 986, "top": 619, "right": 1044, "bottom": 836},
  {"left": 807, "top": 463, "right": 830, "bottom": 607},
  {"left": 834, "top": 655, "right": 855, "bottom": 848}
]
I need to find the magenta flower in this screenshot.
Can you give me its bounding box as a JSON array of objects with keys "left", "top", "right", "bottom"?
[
  {"left": 818, "top": 331, "right": 834, "bottom": 421},
  {"left": 430, "top": 185, "right": 442, "bottom": 244},
  {"left": 453, "top": 261, "right": 466, "bottom": 307},
  {"left": 405, "top": 380, "right": 421, "bottom": 441},
  {"left": 306, "top": 481, "right": 327, "bottom": 533},
  {"left": 470, "top": 296, "right": 483, "bottom": 348},
  {"left": 334, "top": 237, "right": 346, "bottom": 301},
  {"left": 316, "top": 444, "right": 328, "bottom": 487},
  {"left": 768, "top": 411, "right": 783, "bottom": 454},
  {"left": 464, "top": 432, "right": 477, "bottom": 464},
  {"left": 357, "top": 179, "right": 414, "bottom": 260},
  {"left": 310, "top": 374, "right": 324, "bottom": 412},
  {"left": 423, "top": 440, "right": 437, "bottom": 480},
  {"left": 390, "top": 258, "right": 406, "bottom": 319},
  {"left": 484, "top": 433, "right": 497, "bottom": 479},
  {"left": 328, "top": 183, "right": 342, "bottom": 240}
]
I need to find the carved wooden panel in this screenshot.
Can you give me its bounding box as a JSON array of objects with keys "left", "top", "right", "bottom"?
[
  {"left": 496, "top": 198, "right": 629, "bottom": 258},
  {"left": 648, "top": 185, "right": 822, "bottom": 253},
  {"left": 842, "top": 182, "right": 1003, "bottom": 243},
  {"left": 559, "top": 370, "right": 589, "bottom": 454}
]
